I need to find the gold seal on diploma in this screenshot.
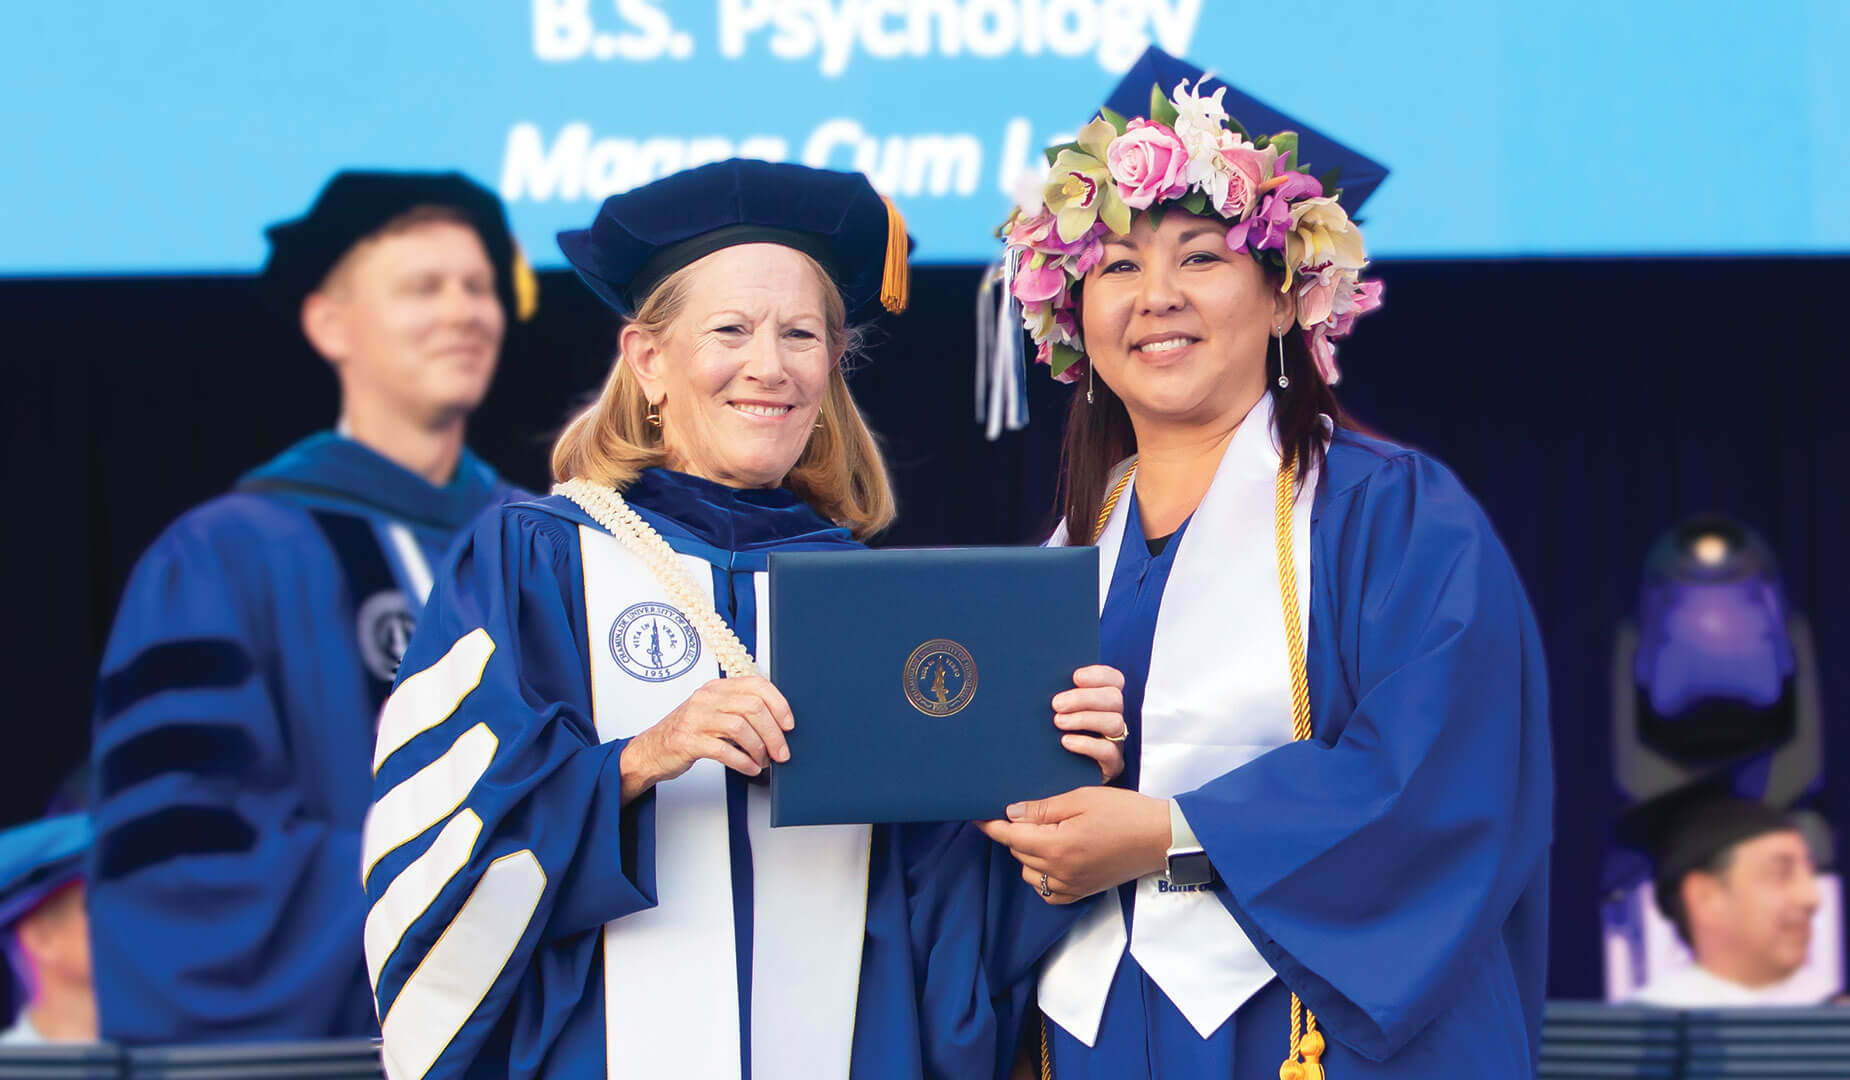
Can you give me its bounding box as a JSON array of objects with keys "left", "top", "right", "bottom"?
[{"left": 903, "top": 639, "right": 977, "bottom": 717}]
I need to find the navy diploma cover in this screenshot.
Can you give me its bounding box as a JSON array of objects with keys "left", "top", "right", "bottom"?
[{"left": 768, "top": 546, "right": 1100, "bottom": 826}]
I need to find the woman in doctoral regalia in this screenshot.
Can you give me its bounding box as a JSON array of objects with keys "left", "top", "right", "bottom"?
[
  {"left": 978, "top": 77, "right": 1555, "bottom": 1078},
  {"left": 361, "top": 160, "right": 1126, "bottom": 1080}
]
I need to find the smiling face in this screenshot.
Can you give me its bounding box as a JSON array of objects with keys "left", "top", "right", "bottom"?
[
  {"left": 1079, "top": 212, "right": 1293, "bottom": 436},
  {"left": 302, "top": 216, "right": 505, "bottom": 429},
  {"left": 624, "top": 243, "right": 837, "bottom": 489},
  {"left": 1690, "top": 829, "right": 1822, "bottom": 984}
]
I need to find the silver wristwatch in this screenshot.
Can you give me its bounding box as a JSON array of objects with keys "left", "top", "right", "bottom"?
[{"left": 1164, "top": 844, "right": 1215, "bottom": 887}]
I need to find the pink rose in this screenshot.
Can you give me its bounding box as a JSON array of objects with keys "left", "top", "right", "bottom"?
[
  {"left": 1105, "top": 119, "right": 1190, "bottom": 211},
  {"left": 1215, "top": 144, "right": 1272, "bottom": 220}
]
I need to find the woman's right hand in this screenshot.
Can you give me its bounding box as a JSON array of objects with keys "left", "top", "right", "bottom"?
[{"left": 618, "top": 676, "right": 794, "bottom": 805}]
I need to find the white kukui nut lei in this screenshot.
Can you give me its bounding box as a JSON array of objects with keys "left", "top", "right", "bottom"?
[{"left": 555, "top": 478, "right": 760, "bottom": 680}]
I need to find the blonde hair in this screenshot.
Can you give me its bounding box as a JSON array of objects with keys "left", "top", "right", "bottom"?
[{"left": 551, "top": 252, "right": 896, "bottom": 539}]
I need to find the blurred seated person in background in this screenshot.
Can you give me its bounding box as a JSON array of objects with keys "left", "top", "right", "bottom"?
[
  {"left": 87, "top": 171, "right": 533, "bottom": 1045},
  {"left": 0, "top": 815, "right": 95, "bottom": 1045},
  {"left": 1632, "top": 797, "right": 1823, "bottom": 1006}
]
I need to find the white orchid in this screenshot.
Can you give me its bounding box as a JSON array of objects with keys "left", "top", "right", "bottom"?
[{"left": 1169, "top": 80, "right": 1237, "bottom": 202}]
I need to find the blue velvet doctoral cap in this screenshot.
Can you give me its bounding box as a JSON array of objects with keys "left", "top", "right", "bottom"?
[
  {"left": 0, "top": 814, "right": 90, "bottom": 930},
  {"left": 1106, "top": 47, "right": 1389, "bottom": 216},
  {"left": 262, "top": 170, "right": 534, "bottom": 321},
  {"left": 557, "top": 159, "right": 909, "bottom": 319}
]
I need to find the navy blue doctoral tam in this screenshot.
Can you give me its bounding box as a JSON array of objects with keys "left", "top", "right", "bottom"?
[
  {"left": 558, "top": 159, "right": 910, "bottom": 319},
  {"left": 0, "top": 815, "right": 90, "bottom": 931},
  {"left": 262, "top": 170, "right": 529, "bottom": 320},
  {"left": 1105, "top": 47, "right": 1390, "bottom": 216}
]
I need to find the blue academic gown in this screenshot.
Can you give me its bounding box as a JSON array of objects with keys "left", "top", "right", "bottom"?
[
  {"left": 367, "top": 468, "right": 1070, "bottom": 1079},
  {"left": 88, "top": 433, "right": 516, "bottom": 1045},
  {"left": 1047, "top": 429, "right": 1553, "bottom": 1078}
]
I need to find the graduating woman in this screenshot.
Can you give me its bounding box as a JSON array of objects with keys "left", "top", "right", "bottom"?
[
  {"left": 978, "top": 74, "right": 1554, "bottom": 1077},
  {"left": 362, "top": 161, "right": 1125, "bottom": 1080}
]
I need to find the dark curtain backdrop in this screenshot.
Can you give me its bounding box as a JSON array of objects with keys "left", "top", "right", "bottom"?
[{"left": 5, "top": 258, "right": 1846, "bottom": 1000}]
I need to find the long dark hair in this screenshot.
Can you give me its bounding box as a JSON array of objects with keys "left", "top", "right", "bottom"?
[{"left": 1056, "top": 304, "right": 1347, "bottom": 542}]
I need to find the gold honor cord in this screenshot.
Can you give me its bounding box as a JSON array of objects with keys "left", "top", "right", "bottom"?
[
  {"left": 1040, "top": 456, "right": 1324, "bottom": 1079},
  {"left": 1271, "top": 456, "right": 1325, "bottom": 1080}
]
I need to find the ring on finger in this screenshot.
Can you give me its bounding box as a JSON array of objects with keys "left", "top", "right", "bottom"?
[
  {"left": 1038, "top": 872, "right": 1053, "bottom": 898},
  {"left": 1104, "top": 725, "right": 1129, "bottom": 743}
]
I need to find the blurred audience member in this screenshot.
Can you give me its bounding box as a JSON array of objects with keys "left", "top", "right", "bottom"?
[
  {"left": 86, "top": 171, "right": 531, "bottom": 1045},
  {"left": 0, "top": 815, "right": 94, "bottom": 1045},
  {"left": 1632, "top": 798, "right": 1823, "bottom": 1006}
]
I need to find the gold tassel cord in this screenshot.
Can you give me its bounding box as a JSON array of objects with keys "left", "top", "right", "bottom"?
[
  {"left": 1275, "top": 455, "right": 1325, "bottom": 1080},
  {"left": 1092, "top": 462, "right": 1138, "bottom": 543},
  {"left": 879, "top": 197, "right": 910, "bottom": 314},
  {"left": 1274, "top": 458, "right": 1313, "bottom": 744}
]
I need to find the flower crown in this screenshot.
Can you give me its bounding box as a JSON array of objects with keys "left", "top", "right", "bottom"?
[{"left": 1000, "top": 80, "right": 1383, "bottom": 386}]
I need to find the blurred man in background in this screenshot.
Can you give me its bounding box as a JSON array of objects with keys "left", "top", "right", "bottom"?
[
  {"left": 1633, "top": 797, "right": 1824, "bottom": 1006},
  {"left": 0, "top": 815, "right": 95, "bottom": 1045},
  {"left": 86, "top": 171, "right": 533, "bottom": 1045}
]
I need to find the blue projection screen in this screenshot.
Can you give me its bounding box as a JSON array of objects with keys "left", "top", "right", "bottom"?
[{"left": 4, "top": 0, "right": 1846, "bottom": 275}]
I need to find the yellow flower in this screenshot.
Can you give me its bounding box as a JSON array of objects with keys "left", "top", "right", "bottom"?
[
  {"left": 1041, "top": 119, "right": 1132, "bottom": 242},
  {"left": 1283, "top": 197, "right": 1366, "bottom": 288}
]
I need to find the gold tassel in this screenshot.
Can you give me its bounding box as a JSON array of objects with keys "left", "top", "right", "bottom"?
[
  {"left": 1280, "top": 992, "right": 1326, "bottom": 1079},
  {"left": 879, "top": 197, "right": 910, "bottom": 314},
  {"left": 512, "top": 243, "right": 540, "bottom": 322}
]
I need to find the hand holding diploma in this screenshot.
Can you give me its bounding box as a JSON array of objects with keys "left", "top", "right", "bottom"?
[
  {"left": 1053, "top": 664, "right": 1128, "bottom": 783},
  {"left": 619, "top": 675, "right": 795, "bottom": 804},
  {"left": 979, "top": 663, "right": 1162, "bottom": 904}
]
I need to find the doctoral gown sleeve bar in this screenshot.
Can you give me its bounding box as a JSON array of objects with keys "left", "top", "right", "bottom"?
[
  {"left": 87, "top": 503, "right": 378, "bottom": 1043},
  {"left": 366, "top": 508, "right": 656, "bottom": 1080}
]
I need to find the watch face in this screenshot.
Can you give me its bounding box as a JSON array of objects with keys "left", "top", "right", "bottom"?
[{"left": 1165, "top": 850, "right": 1215, "bottom": 888}]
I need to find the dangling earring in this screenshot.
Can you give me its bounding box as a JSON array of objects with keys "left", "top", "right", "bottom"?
[
  {"left": 1086, "top": 361, "right": 1095, "bottom": 405},
  {"left": 1274, "top": 329, "right": 1290, "bottom": 390}
]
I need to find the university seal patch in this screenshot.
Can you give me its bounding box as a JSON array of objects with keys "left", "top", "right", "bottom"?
[
  {"left": 357, "top": 589, "right": 417, "bottom": 683},
  {"left": 610, "top": 602, "right": 702, "bottom": 682},
  {"left": 903, "top": 638, "right": 978, "bottom": 717}
]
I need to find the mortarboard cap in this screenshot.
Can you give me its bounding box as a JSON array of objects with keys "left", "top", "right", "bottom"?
[
  {"left": 262, "top": 170, "right": 536, "bottom": 323},
  {"left": 0, "top": 815, "right": 90, "bottom": 931},
  {"left": 557, "top": 159, "right": 910, "bottom": 320},
  {"left": 1104, "top": 47, "right": 1390, "bottom": 217}
]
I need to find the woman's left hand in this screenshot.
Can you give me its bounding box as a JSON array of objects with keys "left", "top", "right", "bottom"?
[
  {"left": 1056, "top": 665, "right": 1127, "bottom": 783},
  {"left": 977, "top": 787, "right": 1171, "bottom": 904}
]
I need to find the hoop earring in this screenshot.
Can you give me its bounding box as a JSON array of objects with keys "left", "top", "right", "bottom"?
[
  {"left": 645, "top": 405, "right": 662, "bottom": 427},
  {"left": 1274, "top": 330, "right": 1290, "bottom": 390}
]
